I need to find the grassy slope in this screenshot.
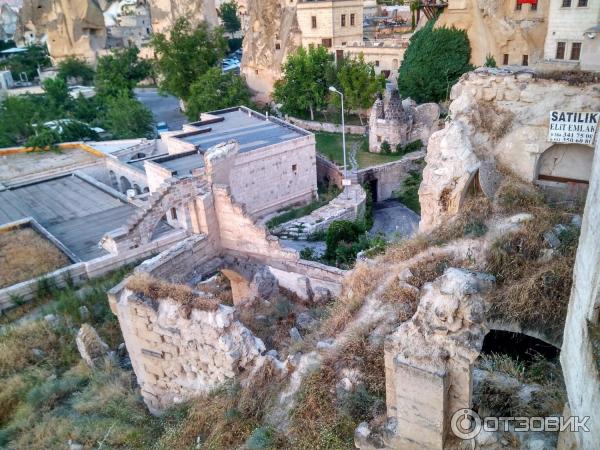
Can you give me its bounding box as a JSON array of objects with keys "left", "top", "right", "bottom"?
[{"left": 315, "top": 132, "right": 405, "bottom": 169}]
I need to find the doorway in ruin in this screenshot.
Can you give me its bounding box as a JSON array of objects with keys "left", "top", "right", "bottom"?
[
  {"left": 473, "top": 330, "right": 565, "bottom": 426},
  {"left": 536, "top": 143, "right": 593, "bottom": 184}
]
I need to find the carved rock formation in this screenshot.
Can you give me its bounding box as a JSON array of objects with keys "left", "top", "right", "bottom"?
[
  {"left": 240, "top": 0, "right": 301, "bottom": 102},
  {"left": 435, "top": 0, "right": 548, "bottom": 66},
  {"left": 16, "top": 0, "right": 107, "bottom": 61},
  {"left": 419, "top": 67, "right": 600, "bottom": 233},
  {"left": 149, "top": 0, "right": 218, "bottom": 34}
]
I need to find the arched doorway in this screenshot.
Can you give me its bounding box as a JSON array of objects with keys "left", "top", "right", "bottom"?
[
  {"left": 537, "top": 143, "right": 593, "bottom": 184},
  {"left": 120, "top": 176, "right": 132, "bottom": 194}
]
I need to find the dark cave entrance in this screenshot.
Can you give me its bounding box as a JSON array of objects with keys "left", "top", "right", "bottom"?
[{"left": 481, "top": 329, "right": 560, "bottom": 361}]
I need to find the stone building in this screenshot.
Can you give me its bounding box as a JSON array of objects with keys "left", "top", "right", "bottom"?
[
  {"left": 368, "top": 88, "right": 440, "bottom": 153},
  {"left": 296, "top": 0, "right": 363, "bottom": 49},
  {"left": 542, "top": 0, "right": 600, "bottom": 71}
]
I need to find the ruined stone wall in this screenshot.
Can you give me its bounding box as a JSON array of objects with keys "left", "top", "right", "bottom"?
[
  {"left": 436, "top": 0, "right": 549, "bottom": 67},
  {"left": 419, "top": 67, "right": 600, "bottom": 233},
  {"left": 559, "top": 136, "right": 600, "bottom": 449},
  {"left": 112, "top": 287, "right": 272, "bottom": 414}
]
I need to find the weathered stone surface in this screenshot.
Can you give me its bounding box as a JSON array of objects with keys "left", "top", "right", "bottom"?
[
  {"left": 367, "top": 268, "right": 493, "bottom": 450},
  {"left": 76, "top": 323, "right": 109, "bottom": 368},
  {"left": 419, "top": 68, "right": 600, "bottom": 232}
]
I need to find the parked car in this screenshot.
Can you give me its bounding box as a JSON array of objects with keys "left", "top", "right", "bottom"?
[{"left": 156, "top": 121, "right": 169, "bottom": 133}]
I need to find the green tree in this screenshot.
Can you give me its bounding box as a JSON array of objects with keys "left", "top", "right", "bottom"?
[
  {"left": 42, "top": 77, "right": 72, "bottom": 115},
  {"left": 325, "top": 220, "right": 364, "bottom": 261},
  {"left": 0, "top": 44, "right": 50, "bottom": 80},
  {"left": 95, "top": 47, "right": 152, "bottom": 98},
  {"left": 484, "top": 54, "right": 497, "bottom": 68},
  {"left": 398, "top": 19, "right": 473, "bottom": 103},
  {"left": 218, "top": 1, "right": 241, "bottom": 33},
  {"left": 185, "top": 67, "right": 251, "bottom": 120},
  {"left": 57, "top": 57, "right": 95, "bottom": 85},
  {"left": 25, "top": 126, "right": 61, "bottom": 151},
  {"left": 151, "top": 18, "right": 228, "bottom": 102},
  {"left": 101, "top": 91, "right": 154, "bottom": 139},
  {"left": 333, "top": 54, "right": 385, "bottom": 125},
  {"left": 0, "top": 96, "right": 38, "bottom": 145},
  {"left": 273, "top": 46, "right": 333, "bottom": 121}
]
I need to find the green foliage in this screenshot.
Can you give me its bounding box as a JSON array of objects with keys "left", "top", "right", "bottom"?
[
  {"left": 25, "top": 127, "right": 61, "bottom": 151},
  {"left": 398, "top": 19, "right": 473, "bottom": 103},
  {"left": 246, "top": 426, "right": 278, "bottom": 449},
  {"left": 57, "top": 57, "right": 95, "bottom": 85},
  {"left": 151, "top": 18, "right": 227, "bottom": 102},
  {"left": 0, "top": 44, "right": 50, "bottom": 80},
  {"left": 325, "top": 220, "right": 364, "bottom": 261},
  {"left": 484, "top": 54, "right": 497, "bottom": 68},
  {"left": 218, "top": 0, "right": 241, "bottom": 33},
  {"left": 228, "top": 37, "right": 243, "bottom": 53},
  {"left": 0, "top": 95, "right": 39, "bottom": 146},
  {"left": 380, "top": 140, "right": 391, "bottom": 154},
  {"left": 273, "top": 46, "right": 334, "bottom": 121},
  {"left": 95, "top": 47, "right": 151, "bottom": 98},
  {"left": 0, "top": 40, "right": 15, "bottom": 52},
  {"left": 266, "top": 186, "right": 340, "bottom": 229},
  {"left": 185, "top": 67, "right": 251, "bottom": 120},
  {"left": 333, "top": 54, "right": 385, "bottom": 124},
  {"left": 299, "top": 247, "right": 317, "bottom": 261},
  {"left": 395, "top": 139, "right": 423, "bottom": 155},
  {"left": 101, "top": 91, "right": 154, "bottom": 139},
  {"left": 42, "top": 77, "right": 72, "bottom": 114},
  {"left": 395, "top": 170, "right": 422, "bottom": 213}
]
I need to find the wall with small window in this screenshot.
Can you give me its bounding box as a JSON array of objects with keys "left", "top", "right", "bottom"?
[{"left": 543, "top": 0, "right": 600, "bottom": 69}]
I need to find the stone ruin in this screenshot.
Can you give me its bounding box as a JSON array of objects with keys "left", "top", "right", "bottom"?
[
  {"left": 356, "top": 268, "right": 494, "bottom": 450},
  {"left": 107, "top": 140, "right": 344, "bottom": 413},
  {"left": 368, "top": 88, "right": 440, "bottom": 153}
]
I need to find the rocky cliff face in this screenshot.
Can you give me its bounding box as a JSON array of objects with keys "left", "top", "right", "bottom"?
[
  {"left": 240, "top": 0, "right": 301, "bottom": 102},
  {"left": 149, "top": 0, "right": 218, "bottom": 34},
  {"left": 418, "top": 67, "right": 600, "bottom": 233},
  {"left": 436, "top": 0, "right": 548, "bottom": 66},
  {"left": 0, "top": 4, "right": 19, "bottom": 41},
  {"left": 16, "top": 0, "right": 107, "bottom": 61}
]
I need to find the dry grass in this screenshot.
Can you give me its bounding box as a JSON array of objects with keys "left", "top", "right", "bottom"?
[
  {"left": 535, "top": 70, "right": 600, "bottom": 85},
  {"left": 471, "top": 101, "right": 515, "bottom": 142},
  {"left": 0, "top": 227, "right": 71, "bottom": 289},
  {"left": 380, "top": 281, "right": 420, "bottom": 322},
  {"left": 126, "top": 272, "right": 218, "bottom": 314},
  {"left": 495, "top": 177, "right": 546, "bottom": 215},
  {"left": 289, "top": 332, "right": 385, "bottom": 448},
  {"left": 321, "top": 263, "right": 387, "bottom": 336}
]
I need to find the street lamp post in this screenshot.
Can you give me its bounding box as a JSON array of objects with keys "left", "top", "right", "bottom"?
[{"left": 329, "top": 86, "right": 348, "bottom": 182}]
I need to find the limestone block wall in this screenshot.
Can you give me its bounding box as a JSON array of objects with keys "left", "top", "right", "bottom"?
[
  {"left": 559, "top": 136, "right": 600, "bottom": 449},
  {"left": 419, "top": 67, "right": 600, "bottom": 233},
  {"left": 229, "top": 135, "right": 318, "bottom": 217},
  {"left": 112, "top": 288, "right": 272, "bottom": 414}
]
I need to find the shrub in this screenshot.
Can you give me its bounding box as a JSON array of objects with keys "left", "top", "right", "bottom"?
[
  {"left": 380, "top": 140, "right": 391, "bottom": 154},
  {"left": 395, "top": 170, "right": 422, "bottom": 213},
  {"left": 325, "top": 220, "right": 364, "bottom": 260},
  {"left": 398, "top": 19, "right": 473, "bottom": 103},
  {"left": 484, "top": 54, "right": 497, "bottom": 68}
]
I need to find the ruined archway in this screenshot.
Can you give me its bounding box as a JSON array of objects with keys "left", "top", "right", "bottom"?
[{"left": 220, "top": 268, "right": 253, "bottom": 306}]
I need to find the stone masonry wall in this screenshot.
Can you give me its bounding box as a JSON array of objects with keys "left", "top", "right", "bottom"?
[{"left": 112, "top": 289, "right": 274, "bottom": 414}]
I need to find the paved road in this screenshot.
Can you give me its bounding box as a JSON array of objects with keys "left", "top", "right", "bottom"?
[
  {"left": 370, "top": 199, "right": 420, "bottom": 240},
  {"left": 135, "top": 88, "right": 187, "bottom": 131}
]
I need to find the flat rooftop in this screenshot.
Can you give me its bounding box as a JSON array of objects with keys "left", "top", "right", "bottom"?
[
  {"left": 178, "top": 108, "right": 306, "bottom": 153},
  {"left": 0, "top": 146, "right": 102, "bottom": 187},
  {"left": 0, "top": 175, "right": 135, "bottom": 261}
]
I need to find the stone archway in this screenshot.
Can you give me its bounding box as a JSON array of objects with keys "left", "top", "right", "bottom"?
[
  {"left": 120, "top": 176, "right": 132, "bottom": 194},
  {"left": 133, "top": 184, "right": 142, "bottom": 195},
  {"left": 220, "top": 269, "right": 253, "bottom": 306},
  {"left": 536, "top": 143, "right": 593, "bottom": 184}
]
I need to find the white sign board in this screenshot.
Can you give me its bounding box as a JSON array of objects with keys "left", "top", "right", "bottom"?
[{"left": 548, "top": 111, "right": 599, "bottom": 145}]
